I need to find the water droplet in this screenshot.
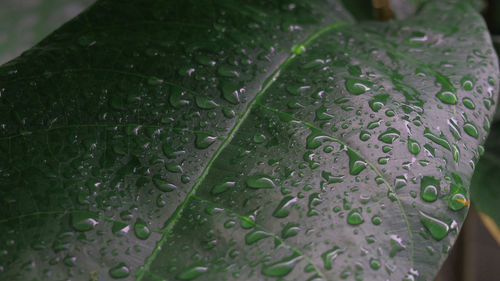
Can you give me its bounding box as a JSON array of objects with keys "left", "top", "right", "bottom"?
[
  {"left": 408, "top": 138, "right": 420, "bottom": 155},
  {"left": 461, "top": 76, "right": 474, "bottom": 90},
  {"left": 177, "top": 264, "right": 208, "bottom": 280},
  {"left": 420, "top": 176, "right": 440, "bottom": 202},
  {"left": 306, "top": 131, "right": 333, "bottom": 149},
  {"left": 273, "top": 196, "right": 298, "bottom": 218},
  {"left": 164, "top": 161, "right": 182, "bottom": 173},
  {"left": 195, "top": 96, "right": 219, "bottom": 109},
  {"left": 345, "top": 78, "right": 373, "bottom": 95},
  {"left": 359, "top": 130, "right": 371, "bottom": 141},
  {"left": 371, "top": 215, "right": 382, "bottom": 225},
  {"left": 322, "top": 246, "right": 343, "bottom": 270},
  {"left": 134, "top": 219, "right": 151, "bottom": 240},
  {"left": 168, "top": 90, "right": 189, "bottom": 110},
  {"left": 282, "top": 223, "right": 300, "bottom": 239},
  {"left": 211, "top": 180, "right": 236, "bottom": 195},
  {"left": 389, "top": 235, "right": 406, "bottom": 257},
  {"left": 291, "top": 44, "right": 306, "bottom": 55},
  {"left": 347, "top": 209, "right": 364, "bottom": 225},
  {"left": 245, "top": 230, "right": 270, "bottom": 245},
  {"left": 112, "top": 221, "right": 130, "bottom": 236},
  {"left": 109, "top": 263, "right": 130, "bottom": 279},
  {"left": 449, "top": 193, "right": 468, "bottom": 211},
  {"left": 71, "top": 211, "right": 98, "bottom": 232},
  {"left": 195, "top": 132, "right": 217, "bottom": 149},
  {"left": 462, "top": 97, "right": 475, "bottom": 109},
  {"left": 424, "top": 128, "right": 451, "bottom": 151},
  {"left": 463, "top": 122, "right": 478, "bottom": 138},
  {"left": 246, "top": 174, "right": 276, "bottom": 189},
  {"left": 261, "top": 253, "right": 302, "bottom": 277},
  {"left": 253, "top": 133, "right": 266, "bottom": 144},
  {"left": 218, "top": 65, "right": 239, "bottom": 77},
  {"left": 347, "top": 149, "right": 367, "bottom": 175},
  {"left": 369, "top": 258, "right": 380, "bottom": 270},
  {"left": 221, "top": 81, "right": 242, "bottom": 104},
  {"left": 378, "top": 128, "right": 400, "bottom": 144},
  {"left": 419, "top": 211, "right": 449, "bottom": 240},
  {"left": 436, "top": 89, "right": 457, "bottom": 105},
  {"left": 153, "top": 175, "right": 177, "bottom": 192}
]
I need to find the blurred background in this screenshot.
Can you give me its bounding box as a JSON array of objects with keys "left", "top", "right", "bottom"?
[{"left": 1, "top": 0, "right": 499, "bottom": 280}]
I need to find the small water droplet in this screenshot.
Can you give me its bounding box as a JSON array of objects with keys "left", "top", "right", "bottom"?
[
  {"left": 109, "top": 263, "right": 130, "bottom": 279},
  {"left": 211, "top": 180, "right": 236, "bottom": 195},
  {"left": 153, "top": 175, "right": 177, "bottom": 192},
  {"left": 245, "top": 230, "right": 270, "bottom": 245},
  {"left": 195, "top": 96, "right": 219, "bottom": 109},
  {"left": 408, "top": 138, "right": 420, "bottom": 155},
  {"left": 246, "top": 174, "right": 276, "bottom": 189},
  {"left": 134, "top": 219, "right": 151, "bottom": 240},
  {"left": 322, "top": 246, "right": 343, "bottom": 270},
  {"left": 347, "top": 209, "right": 364, "bottom": 225},
  {"left": 345, "top": 78, "right": 373, "bottom": 95},
  {"left": 195, "top": 132, "right": 217, "bottom": 149},
  {"left": 177, "top": 264, "right": 208, "bottom": 280},
  {"left": 281, "top": 223, "right": 300, "bottom": 239},
  {"left": 261, "top": 253, "right": 302, "bottom": 277},
  {"left": 273, "top": 196, "right": 298, "bottom": 218},
  {"left": 71, "top": 211, "right": 98, "bottom": 232}
]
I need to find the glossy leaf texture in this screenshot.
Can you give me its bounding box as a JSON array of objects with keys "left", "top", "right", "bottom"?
[
  {"left": 0, "top": 0, "right": 96, "bottom": 64},
  {"left": 389, "top": 0, "right": 484, "bottom": 19},
  {"left": 0, "top": 0, "right": 498, "bottom": 281}
]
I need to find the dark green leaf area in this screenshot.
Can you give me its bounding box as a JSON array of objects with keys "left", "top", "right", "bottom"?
[
  {"left": 0, "top": 0, "right": 498, "bottom": 281},
  {"left": 471, "top": 121, "right": 500, "bottom": 230}
]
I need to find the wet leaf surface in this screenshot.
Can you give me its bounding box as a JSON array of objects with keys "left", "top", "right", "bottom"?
[{"left": 0, "top": 0, "right": 498, "bottom": 280}]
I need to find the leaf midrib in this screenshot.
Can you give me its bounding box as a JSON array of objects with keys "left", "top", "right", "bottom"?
[{"left": 135, "top": 21, "right": 352, "bottom": 281}]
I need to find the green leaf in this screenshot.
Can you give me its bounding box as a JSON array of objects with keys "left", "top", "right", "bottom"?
[
  {"left": 0, "top": 0, "right": 96, "bottom": 64},
  {"left": 0, "top": 1, "right": 497, "bottom": 281},
  {"left": 471, "top": 120, "right": 500, "bottom": 242}
]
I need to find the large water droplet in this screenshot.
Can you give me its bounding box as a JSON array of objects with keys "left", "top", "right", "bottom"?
[
  {"left": 463, "top": 122, "right": 478, "bottom": 138},
  {"left": 436, "top": 89, "right": 457, "bottom": 105},
  {"left": 420, "top": 176, "right": 440, "bottom": 202},
  {"left": 347, "top": 149, "right": 367, "bottom": 175},
  {"left": 378, "top": 128, "right": 400, "bottom": 144},
  {"left": 419, "top": 211, "right": 449, "bottom": 240}
]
